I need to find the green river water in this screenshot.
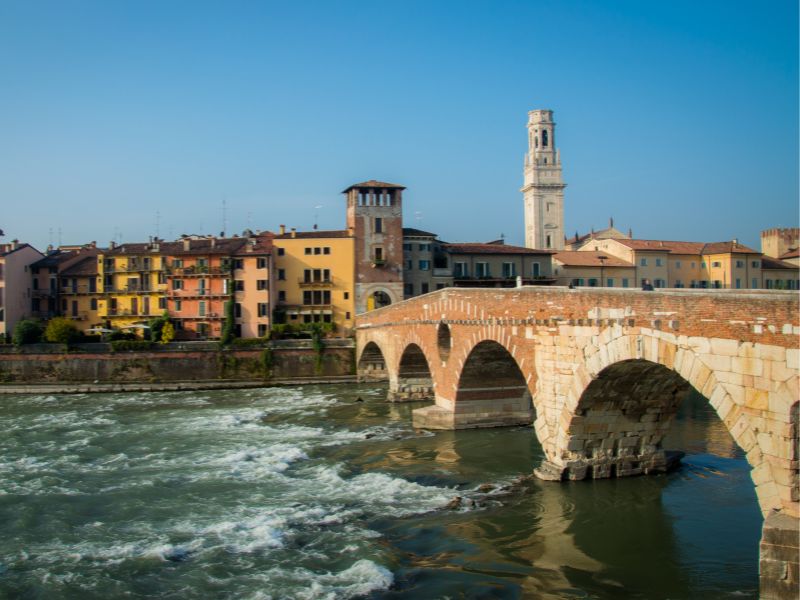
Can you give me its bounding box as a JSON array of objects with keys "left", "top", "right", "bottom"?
[{"left": 0, "top": 384, "right": 761, "bottom": 599}]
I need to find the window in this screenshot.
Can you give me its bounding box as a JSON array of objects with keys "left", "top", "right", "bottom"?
[
  {"left": 89, "top": 278, "right": 97, "bottom": 293},
  {"left": 278, "top": 269, "right": 285, "bottom": 280},
  {"left": 234, "top": 280, "right": 244, "bottom": 291},
  {"left": 735, "top": 278, "right": 741, "bottom": 289},
  {"left": 405, "top": 259, "right": 413, "bottom": 270},
  {"left": 258, "top": 303, "right": 269, "bottom": 317},
  {"left": 404, "top": 283, "right": 414, "bottom": 297},
  {"left": 532, "top": 262, "right": 541, "bottom": 277},
  {"left": 343, "top": 292, "right": 349, "bottom": 300},
  {"left": 751, "top": 260, "right": 760, "bottom": 268},
  {"left": 258, "top": 324, "right": 268, "bottom": 337},
  {"left": 675, "top": 261, "right": 681, "bottom": 269},
  {"left": 765, "top": 279, "right": 774, "bottom": 289},
  {"left": 572, "top": 278, "right": 585, "bottom": 286},
  {"left": 546, "top": 234, "right": 552, "bottom": 249},
  {"left": 172, "top": 279, "right": 183, "bottom": 290},
  {"left": 158, "top": 297, "right": 166, "bottom": 310},
  {"left": 640, "top": 258, "right": 648, "bottom": 267},
  {"left": 234, "top": 259, "right": 244, "bottom": 270},
  {"left": 314, "top": 247, "right": 321, "bottom": 255},
  {"left": 175, "top": 299, "right": 182, "bottom": 311},
  {"left": 674, "top": 280, "right": 683, "bottom": 288},
  {"left": 198, "top": 301, "right": 206, "bottom": 316},
  {"left": 502, "top": 262, "right": 516, "bottom": 278},
  {"left": 278, "top": 290, "right": 286, "bottom": 302},
  {"left": 374, "top": 247, "right": 383, "bottom": 262},
  {"left": 345, "top": 312, "right": 351, "bottom": 320},
  {"left": 234, "top": 303, "right": 242, "bottom": 318},
  {"left": 90, "top": 298, "right": 98, "bottom": 310},
  {"left": 607, "top": 278, "right": 614, "bottom": 287},
  {"left": 305, "top": 248, "right": 312, "bottom": 255},
  {"left": 173, "top": 259, "right": 183, "bottom": 268},
  {"left": 701, "top": 261, "right": 707, "bottom": 269},
  {"left": 736, "top": 260, "right": 744, "bottom": 268},
  {"left": 257, "top": 258, "right": 267, "bottom": 268},
  {"left": 257, "top": 280, "right": 268, "bottom": 290},
  {"left": 323, "top": 247, "right": 330, "bottom": 255},
  {"left": 712, "top": 261, "right": 721, "bottom": 268},
  {"left": 475, "top": 262, "right": 490, "bottom": 278},
  {"left": 421, "top": 283, "right": 429, "bottom": 294},
  {"left": 454, "top": 262, "right": 469, "bottom": 278},
  {"left": 418, "top": 243, "right": 431, "bottom": 252},
  {"left": 654, "top": 279, "right": 666, "bottom": 288},
  {"left": 403, "top": 243, "right": 412, "bottom": 251},
  {"left": 655, "top": 258, "right": 663, "bottom": 267},
  {"left": 588, "top": 278, "right": 598, "bottom": 287},
  {"left": 713, "top": 280, "right": 722, "bottom": 289},
  {"left": 436, "top": 283, "right": 446, "bottom": 290},
  {"left": 374, "top": 217, "right": 383, "bottom": 233},
  {"left": 277, "top": 247, "right": 285, "bottom": 256},
  {"left": 542, "top": 129, "right": 548, "bottom": 147},
  {"left": 197, "top": 258, "right": 208, "bottom": 268},
  {"left": 419, "top": 260, "right": 430, "bottom": 271},
  {"left": 752, "top": 278, "right": 758, "bottom": 289}
]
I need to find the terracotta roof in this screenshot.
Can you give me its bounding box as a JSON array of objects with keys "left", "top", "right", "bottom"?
[
  {"left": 701, "top": 241, "right": 760, "bottom": 255},
  {"left": 61, "top": 255, "right": 99, "bottom": 277},
  {"left": 403, "top": 227, "right": 438, "bottom": 238},
  {"left": 553, "top": 251, "right": 634, "bottom": 268},
  {"left": 443, "top": 242, "right": 556, "bottom": 255},
  {"left": 163, "top": 238, "right": 248, "bottom": 256},
  {"left": 0, "top": 243, "right": 34, "bottom": 257},
  {"left": 234, "top": 234, "right": 274, "bottom": 255},
  {"left": 32, "top": 250, "right": 77, "bottom": 269},
  {"left": 272, "top": 229, "right": 351, "bottom": 240},
  {"left": 106, "top": 242, "right": 165, "bottom": 255},
  {"left": 761, "top": 256, "right": 800, "bottom": 271},
  {"left": 341, "top": 180, "right": 406, "bottom": 193},
  {"left": 778, "top": 248, "right": 799, "bottom": 260},
  {"left": 615, "top": 239, "right": 706, "bottom": 254}
]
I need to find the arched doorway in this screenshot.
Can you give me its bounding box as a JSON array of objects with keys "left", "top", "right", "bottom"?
[{"left": 366, "top": 290, "right": 392, "bottom": 311}]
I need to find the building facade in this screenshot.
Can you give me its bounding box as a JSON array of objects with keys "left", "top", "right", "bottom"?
[
  {"left": 522, "top": 109, "right": 565, "bottom": 251},
  {"left": 0, "top": 241, "right": 43, "bottom": 339},
  {"left": 272, "top": 228, "right": 355, "bottom": 334},
  {"left": 233, "top": 234, "right": 274, "bottom": 339}
]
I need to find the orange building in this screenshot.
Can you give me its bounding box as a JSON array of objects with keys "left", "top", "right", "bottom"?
[
  {"left": 164, "top": 237, "right": 246, "bottom": 340},
  {"left": 233, "top": 233, "right": 274, "bottom": 338}
]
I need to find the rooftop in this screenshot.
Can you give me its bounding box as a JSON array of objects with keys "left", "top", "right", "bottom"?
[
  {"left": 553, "top": 251, "right": 634, "bottom": 268},
  {"left": 341, "top": 180, "right": 406, "bottom": 193},
  {"left": 761, "top": 256, "right": 800, "bottom": 271},
  {"left": 403, "top": 227, "right": 438, "bottom": 238},
  {"left": 273, "top": 229, "right": 351, "bottom": 240},
  {"left": 444, "top": 242, "right": 556, "bottom": 256}
]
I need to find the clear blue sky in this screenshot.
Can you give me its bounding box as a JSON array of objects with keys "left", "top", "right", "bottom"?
[{"left": 1, "top": 0, "right": 797, "bottom": 251}]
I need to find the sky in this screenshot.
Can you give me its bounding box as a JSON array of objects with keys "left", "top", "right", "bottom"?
[{"left": 0, "top": 0, "right": 797, "bottom": 251}]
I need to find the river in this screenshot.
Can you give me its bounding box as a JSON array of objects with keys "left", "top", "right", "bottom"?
[{"left": 0, "top": 384, "right": 761, "bottom": 599}]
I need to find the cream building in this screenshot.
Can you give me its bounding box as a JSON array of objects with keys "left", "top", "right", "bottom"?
[
  {"left": 522, "top": 109, "right": 565, "bottom": 251},
  {"left": 552, "top": 251, "right": 635, "bottom": 287},
  {"left": 0, "top": 241, "right": 43, "bottom": 339}
]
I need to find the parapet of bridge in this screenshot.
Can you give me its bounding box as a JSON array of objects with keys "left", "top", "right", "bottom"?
[{"left": 356, "top": 286, "right": 799, "bottom": 598}]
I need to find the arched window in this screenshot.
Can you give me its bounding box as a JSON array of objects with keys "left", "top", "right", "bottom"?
[
  {"left": 542, "top": 129, "right": 549, "bottom": 147},
  {"left": 534, "top": 136, "right": 538, "bottom": 148}
]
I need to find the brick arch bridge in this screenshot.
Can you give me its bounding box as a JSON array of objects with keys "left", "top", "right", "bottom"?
[{"left": 355, "top": 287, "right": 799, "bottom": 599}]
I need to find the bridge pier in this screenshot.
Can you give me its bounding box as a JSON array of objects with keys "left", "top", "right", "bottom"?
[
  {"left": 760, "top": 512, "right": 799, "bottom": 599},
  {"left": 387, "top": 376, "right": 434, "bottom": 402},
  {"left": 412, "top": 393, "right": 533, "bottom": 429}
]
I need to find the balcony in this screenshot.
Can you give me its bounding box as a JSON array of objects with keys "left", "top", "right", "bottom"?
[
  {"left": 104, "top": 287, "right": 159, "bottom": 295},
  {"left": 167, "top": 289, "right": 229, "bottom": 298},
  {"left": 433, "top": 268, "right": 452, "bottom": 278},
  {"left": 298, "top": 278, "right": 333, "bottom": 287},
  {"left": 122, "top": 263, "right": 161, "bottom": 272},
  {"left": 168, "top": 266, "right": 230, "bottom": 277},
  {"left": 175, "top": 312, "right": 224, "bottom": 320},
  {"left": 371, "top": 258, "right": 386, "bottom": 267}
]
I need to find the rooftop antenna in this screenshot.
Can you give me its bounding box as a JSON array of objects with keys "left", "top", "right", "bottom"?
[
  {"left": 58, "top": 227, "right": 62, "bottom": 247},
  {"left": 222, "top": 198, "right": 227, "bottom": 237},
  {"left": 155, "top": 210, "right": 161, "bottom": 239},
  {"left": 247, "top": 211, "right": 252, "bottom": 230},
  {"left": 314, "top": 205, "right": 323, "bottom": 230},
  {"left": 49, "top": 227, "right": 54, "bottom": 246}
]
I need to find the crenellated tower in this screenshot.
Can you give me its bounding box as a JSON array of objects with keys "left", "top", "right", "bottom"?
[{"left": 522, "top": 109, "right": 566, "bottom": 250}]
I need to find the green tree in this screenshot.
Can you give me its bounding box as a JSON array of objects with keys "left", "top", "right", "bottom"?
[
  {"left": 148, "top": 312, "right": 170, "bottom": 342},
  {"left": 12, "top": 319, "right": 43, "bottom": 346},
  {"left": 220, "top": 298, "right": 235, "bottom": 346},
  {"left": 160, "top": 321, "right": 175, "bottom": 344},
  {"left": 44, "top": 317, "right": 79, "bottom": 345}
]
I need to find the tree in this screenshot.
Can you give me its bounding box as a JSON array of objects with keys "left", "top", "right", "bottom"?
[
  {"left": 44, "top": 317, "right": 79, "bottom": 345},
  {"left": 148, "top": 312, "right": 170, "bottom": 342},
  {"left": 12, "top": 319, "right": 43, "bottom": 346},
  {"left": 160, "top": 321, "right": 175, "bottom": 344},
  {"left": 220, "top": 299, "right": 235, "bottom": 346}
]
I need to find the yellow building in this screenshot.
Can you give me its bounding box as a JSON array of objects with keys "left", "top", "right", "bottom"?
[
  {"left": 272, "top": 227, "right": 355, "bottom": 335},
  {"left": 59, "top": 253, "right": 104, "bottom": 328},
  {"left": 96, "top": 241, "right": 167, "bottom": 329}
]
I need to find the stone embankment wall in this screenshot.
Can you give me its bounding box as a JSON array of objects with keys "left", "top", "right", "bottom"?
[{"left": 0, "top": 340, "right": 355, "bottom": 385}]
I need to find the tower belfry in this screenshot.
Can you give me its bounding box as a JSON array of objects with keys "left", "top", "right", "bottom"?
[{"left": 522, "top": 109, "right": 566, "bottom": 250}]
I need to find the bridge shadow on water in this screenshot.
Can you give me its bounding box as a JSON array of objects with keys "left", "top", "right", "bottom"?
[{"left": 350, "top": 388, "right": 760, "bottom": 599}]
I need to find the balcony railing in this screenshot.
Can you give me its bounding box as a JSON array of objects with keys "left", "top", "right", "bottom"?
[
  {"left": 432, "top": 268, "right": 452, "bottom": 277},
  {"left": 103, "top": 287, "right": 159, "bottom": 295},
  {"left": 167, "top": 289, "right": 229, "bottom": 298},
  {"left": 168, "top": 266, "right": 230, "bottom": 277},
  {"left": 174, "top": 312, "right": 224, "bottom": 320},
  {"left": 298, "top": 278, "right": 333, "bottom": 287}
]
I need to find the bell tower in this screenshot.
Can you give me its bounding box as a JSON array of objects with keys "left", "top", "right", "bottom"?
[{"left": 522, "top": 109, "right": 566, "bottom": 250}]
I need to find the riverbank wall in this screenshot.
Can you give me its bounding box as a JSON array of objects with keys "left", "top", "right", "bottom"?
[{"left": 0, "top": 339, "right": 356, "bottom": 392}]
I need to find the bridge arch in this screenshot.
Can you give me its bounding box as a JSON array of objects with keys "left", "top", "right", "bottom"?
[
  {"left": 540, "top": 332, "right": 794, "bottom": 517},
  {"left": 388, "top": 342, "right": 434, "bottom": 402},
  {"left": 357, "top": 340, "right": 388, "bottom": 381}
]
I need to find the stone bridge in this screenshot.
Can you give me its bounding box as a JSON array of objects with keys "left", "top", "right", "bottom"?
[{"left": 355, "top": 287, "right": 799, "bottom": 599}]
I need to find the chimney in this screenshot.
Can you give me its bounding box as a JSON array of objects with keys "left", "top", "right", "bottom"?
[
  {"left": 279, "top": 224, "right": 286, "bottom": 235},
  {"left": 183, "top": 239, "right": 191, "bottom": 251},
  {"left": 609, "top": 217, "right": 614, "bottom": 228},
  {"left": 211, "top": 238, "right": 216, "bottom": 249},
  {"left": 628, "top": 228, "right": 633, "bottom": 238},
  {"left": 109, "top": 241, "right": 116, "bottom": 249},
  {"left": 90, "top": 241, "right": 96, "bottom": 248},
  {"left": 290, "top": 228, "right": 296, "bottom": 238},
  {"left": 733, "top": 238, "right": 738, "bottom": 246}
]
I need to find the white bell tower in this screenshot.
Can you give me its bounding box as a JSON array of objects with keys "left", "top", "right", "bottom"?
[{"left": 522, "top": 109, "right": 566, "bottom": 250}]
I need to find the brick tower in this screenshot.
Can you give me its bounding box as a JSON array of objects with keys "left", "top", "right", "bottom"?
[{"left": 343, "top": 180, "right": 405, "bottom": 313}]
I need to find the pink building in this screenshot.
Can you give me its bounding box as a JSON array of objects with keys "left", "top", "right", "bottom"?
[{"left": 0, "top": 240, "right": 44, "bottom": 339}]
